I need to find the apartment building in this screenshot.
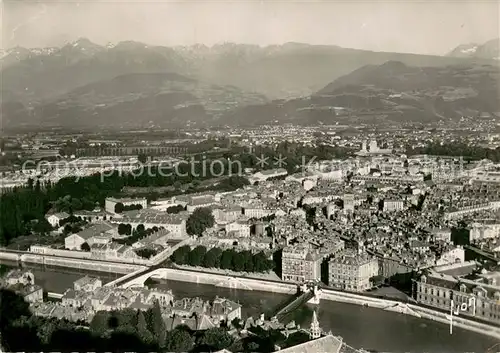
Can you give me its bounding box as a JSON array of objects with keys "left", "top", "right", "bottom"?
[
  {"left": 328, "top": 250, "right": 379, "bottom": 292},
  {"left": 243, "top": 206, "right": 275, "bottom": 219},
  {"left": 90, "top": 243, "right": 140, "bottom": 261},
  {"left": 351, "top": 174, "right": 424, "bottom": 184},
  {"left": 443, "top": 202, "right": 500, "bottom": 220},
  {"left": 281, "top": 245, "right": 322, "bottom": 283},
  {"left": 343, "top": 193, "right": 355, "bottom": 213}
]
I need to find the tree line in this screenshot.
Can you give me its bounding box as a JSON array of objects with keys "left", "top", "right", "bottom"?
[
  {"left": 115, "top": 224, "right": 158, "bottom": 246},
  {"left": 115, "top": 203, "right": 144, "bottom": 213},
  {"left": 171, "top": 245, "right": 275, "bottom": 273},
  {"left": 0, "top": 174, "right": 244, "bottom": 246}
]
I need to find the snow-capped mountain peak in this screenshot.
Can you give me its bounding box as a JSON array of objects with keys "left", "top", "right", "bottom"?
[
  {"left": 460, "top": 46, "right": 478, "bottom": 54},
  {"left": 447, "top": 38, "right": 499, "bottom": 60}
]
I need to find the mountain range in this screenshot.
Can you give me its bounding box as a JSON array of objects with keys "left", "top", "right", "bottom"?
[
  {"left": 220, "top": 61, "right": 499, "bottom": 126},
  {"left": 1, "top": 38, "right": 499, "bottom": 129}
]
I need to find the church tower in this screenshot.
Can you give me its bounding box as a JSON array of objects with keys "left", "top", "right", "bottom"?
[{"left": 309, "top": 310, "right": 321, "bottom": 339}]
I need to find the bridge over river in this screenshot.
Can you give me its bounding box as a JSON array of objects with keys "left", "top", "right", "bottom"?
[
  {"left": 113, "top": 264, "right": 324, "bottom": 323},
  {"left": 269, "top": 284, "right": 322, "bottom": 323}
]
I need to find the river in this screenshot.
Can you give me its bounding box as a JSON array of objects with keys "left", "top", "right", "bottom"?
[{"left": 1, "top": 260, "right": 498, "bottom": 352}]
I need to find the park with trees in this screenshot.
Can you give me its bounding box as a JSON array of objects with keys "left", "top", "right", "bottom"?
[{"left": 171, "top": 245, "right": 275, "bottom": 273}]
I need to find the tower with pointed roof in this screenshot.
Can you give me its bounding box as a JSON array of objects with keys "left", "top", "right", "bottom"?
[{"left": 309, "top": 310, "right": 321, "bottom": 339}]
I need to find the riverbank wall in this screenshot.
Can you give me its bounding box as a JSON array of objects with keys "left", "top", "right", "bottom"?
[
  {"left": 20, "top": 253, "right": 145, "bottom": 274},
  {"left": 0, "top": 251, "right": 21, "bottom": 262},
  {"left": 0, "top": 249, "right": 148, "bottom": 274},
  {"left": 126, "top": 267, "right": 298, "bottom": 294},
  {"left": 136, "top": 267, "right": 500, "bottom": 340}
]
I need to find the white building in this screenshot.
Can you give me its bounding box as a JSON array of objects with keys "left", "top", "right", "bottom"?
[
  {"left": 470, "top": 223, "right": 500, "bottom": 241},
  {"left": 225, "top": 221, "right": 251, "bottom": 238},
  {"left": 90, "top": 243, "right": 140, "bottom": 261},
  {"left": 431, "top": 227, "right": 452, "bottom": 243},
  {"left": 4, "top": 270, "right": 35, "bottom": 286},
  {"left": 64, "top": 222, "right": 116, "bottom": 250},
  {"left": 46, "top": 212, "right": 70, "bottom": 227},
  {"left": 436, "top": 246, "right": 465, "bottom": 266},
  {"left": 212, "top": 206, "right": 242, "bottom": 224},
  {"left": 149, "top": 198, "right": 181, "bottom": 211},
  {"left": 74, "top": 276, "right": 102, "bottom": 292},
  {"left": 383, "top": 199, "right": 405, "bottom": 212},
  {"left": 343, "top": 193, "right": 355, "bottom": 213},
  {"left": 242, "top": 206, "right": 275, "bottom": 219},
  {"left": 302, "top": 178, "right": 317, "bottom": 191}
]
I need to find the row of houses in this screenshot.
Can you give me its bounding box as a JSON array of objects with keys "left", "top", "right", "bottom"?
[{"left": 30, "top": 273, "right": 242, "bottom": 329}]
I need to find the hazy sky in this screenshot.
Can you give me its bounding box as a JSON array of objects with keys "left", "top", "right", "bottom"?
[{"left": 2, "top": 0, "right": 499, "bottom": 55}]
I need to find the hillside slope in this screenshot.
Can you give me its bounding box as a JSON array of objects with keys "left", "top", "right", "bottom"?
[
  {"left": 1, "top": 72, "right": 268, "bottom": 129},
  {"left": 219, "top": 61, "right": 500, "bottom": 126}
]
